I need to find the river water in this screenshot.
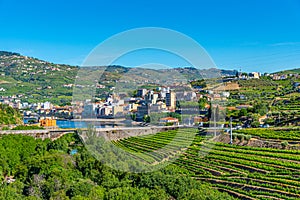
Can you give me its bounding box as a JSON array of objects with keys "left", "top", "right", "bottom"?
[{"left": 24, "top": 119, "right": 114, "bottom": 129}]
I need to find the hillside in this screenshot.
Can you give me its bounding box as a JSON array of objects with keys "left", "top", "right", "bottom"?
[
  {"left": 113, "top": 128, "right": 300, "bottom": 200},
  {"left": 276, "top": 68, "right": 300, "bottom": 74},
  {"left": 0, "top": 104, "right": 22, "bottom": 125},
  {"left": 2, "top": 50, "right": 298, "bottom": 106},
  {"left": 0, "top": 51, "right": 79, "bottom": 105},
  {"left": 0, "top": 51, "right": 240, "bottom": 104}
]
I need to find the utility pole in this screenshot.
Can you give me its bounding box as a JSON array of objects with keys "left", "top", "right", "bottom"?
[
  {"left": 214, "top": 107, "right": 216, "bottom": 137},
  {"left": 230, "top": 117, "right": 233, "bottom": 145}
]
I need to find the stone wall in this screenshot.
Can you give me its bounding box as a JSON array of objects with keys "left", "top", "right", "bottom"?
[{"left": 78, "top": 126, "right": 179, "bottom": 141}]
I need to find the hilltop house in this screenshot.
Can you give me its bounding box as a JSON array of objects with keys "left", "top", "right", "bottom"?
[{"left": 160, "top": 117, "right": 179, "bottom": 125}]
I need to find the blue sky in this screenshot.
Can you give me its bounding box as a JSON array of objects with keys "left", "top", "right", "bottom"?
[{"left": 0, "top": 0, "right": 300, "bottom": 72}]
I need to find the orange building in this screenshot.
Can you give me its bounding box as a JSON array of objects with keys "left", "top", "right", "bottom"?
[
  {"left": 160, "top": 117, "right": 179, "bottom": 125},
  {"left": 39, "top": 118, "right": 57, "bottom": 128}
]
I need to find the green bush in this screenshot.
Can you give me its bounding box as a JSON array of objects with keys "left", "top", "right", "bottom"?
[
  {"left": 12, "top": 125, "right": 44, "bottom": 130},
  {"left": 281, "top": 141, "right": 289, "bottom": 148},
  {"left": 1, "top": 126, "right": 10, "bottom": 130},
  {"left": 0, "top": 104, "right": 22, "bottom": 125}
]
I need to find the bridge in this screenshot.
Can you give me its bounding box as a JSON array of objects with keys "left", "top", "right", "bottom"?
[
  {"left": 0, "top": 126, "right": 188, "bottom": 141},
  {"left": 81, "top": 126, "right": 180, "bottom": 141},
  {"left": 71, "top": 118, "right": 126, "bottom": 124}
]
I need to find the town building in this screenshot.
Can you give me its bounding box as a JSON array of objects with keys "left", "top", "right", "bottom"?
[
  {"left": 112, "top": 105, "right": 124, "bottom": 116},
  {"left": 137, "top": 88, "right": 147, "bottom": 97},
  {"left": 40, "top": 118, "right": 57, "bottom": 128},
  {"left": 249, "top": 72, "right": 260, "bottom": 79},
  {"left": 166, "top": 91, "right": 176, "bottom": 109},
  {"left": 137, "top": 102, "right": 150, "bottom": 121},
  {"left": 159, "top": 117, "right": 179, "bottom": 125}
]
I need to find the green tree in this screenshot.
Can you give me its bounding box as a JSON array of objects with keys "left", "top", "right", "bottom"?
[
  {"left": 239, "top": 108, "right": 248, "bottom": 117},
  {"left": 251, "top": 121, "right": 260, "bottom": 128},
  {"left": 143, "top": 115, "right": 151, "bottom": 123},
  {"left": 198, "top": 98, "right": 207, "bottom": 110}
]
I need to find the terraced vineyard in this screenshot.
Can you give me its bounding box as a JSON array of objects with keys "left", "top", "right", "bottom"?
[
  {"left": 111, "top": 128, "right": 197, "bottom": 164},
  {"left": 235, "top": 128, "right": 300, "bottom": 140},
  {"left": 113, "top": 128, "right": 300, "bottom": 200},
  {"left": 180, "top": 141, "right": 300, "bottom": 200}
]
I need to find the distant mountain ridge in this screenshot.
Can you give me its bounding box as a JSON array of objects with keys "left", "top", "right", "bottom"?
[
  {"left": 1, "top": 50, "right": 297, "bottom": 104},
  {"left": 0, "top": 51, "right": 21, "bottom": 57},
  {"left": 274, "top": 68, "right": 300, "bottom": 74}
]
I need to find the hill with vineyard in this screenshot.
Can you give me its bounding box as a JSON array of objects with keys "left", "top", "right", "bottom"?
[
  {"left": 0, "top": 51, "right": 239, "bottom": 104},
  {"left": 111, "top": 128, "right": 300, "bottom": 199}
]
